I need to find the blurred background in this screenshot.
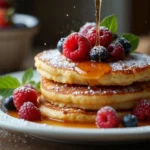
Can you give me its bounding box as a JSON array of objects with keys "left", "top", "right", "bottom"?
[{"left": 0, "top": 0, "right": 150, "bottom": 74}]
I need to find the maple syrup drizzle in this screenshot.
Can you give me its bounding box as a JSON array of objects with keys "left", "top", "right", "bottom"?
[
  {"left": 8, "top": 111, "right": 96, "bottom": 128},
  {"left": 75, "top": 0, "right": 110, "bottom": 86},
  {"left": 75, "top": 62, "right": 111, "bottom": 85},
  {"left": 7, "top": 111, "right": 150, "bottom": 128},
  {"left": 95, "top": 0, "right": 102, "bottom": 46}
]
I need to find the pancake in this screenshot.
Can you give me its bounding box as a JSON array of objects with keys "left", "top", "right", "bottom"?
[
  {"left": 35, "top": 50, "right": 150, "bottom": 86},
  {"left": 40, "top": 77, "right": 150, "bottom": 110},
  {"left": 38, "top": 96, "right": 131, "bottom": 123}
]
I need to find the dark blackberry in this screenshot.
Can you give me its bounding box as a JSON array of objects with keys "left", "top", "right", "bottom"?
[
  {"left": 117, "top": 37, "right": 132, "bottom": 54},
  {"left": 89, "top": 46, "right": 108, "bottom": 62},
  {"left": 4, "top": 96, "right": 16, "bottom": 110},
  {"left": 122, "top": 114, "right": 138, "bottom": 127},
  {"left": 57, "top": 37, "right": 66, "bottom": 53}
]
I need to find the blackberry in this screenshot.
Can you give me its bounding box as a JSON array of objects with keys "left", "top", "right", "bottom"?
[
  {"left": 57, "top": 37, "right": 66, "bottom": 53},
  {"left": 4, "top": 96, "right": 16, "bottom": 110},
  {"left": 117, "top": 38, "right": 132, "bottom": 54},
  {"left": 122, "top": 114, "right": 138, "bottom": 127},
  {"left": 89, "top": 46, "right": 108, "bottom": 62}
]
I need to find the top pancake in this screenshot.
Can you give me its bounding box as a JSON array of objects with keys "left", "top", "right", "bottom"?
[{"left": 35, "top": 49, "right": 150, "bottom": 86}]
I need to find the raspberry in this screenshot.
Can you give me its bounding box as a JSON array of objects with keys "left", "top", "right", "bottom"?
[
  {"left": 63, "top": 32, "right": 91, "bottom": 61},
  {"left": 133, "top": 99, "right": 150, "bottom": 121},
  {"left": 107, "top": 42, "right": 125, "bottom": 60},
  {"left": 0, "top": 0, "right": 9, "bottom": 9},
  {"left": 96, "top": 106, "right": 120, "bottom": 128},
  {"left": 79, "top": 22, "right": 96, "bottom": 37},
  {"left": 0, "top": 9, "right": 10, "bottom": 28},
  {"left": 86, "top": 27, "right": 112, "bottom": 48},
  {"left": 13, "top": 86, "right": 38, "bottom": 110},
  {"left": 18, "top": 102, "right": 41, "bottom": 121}
]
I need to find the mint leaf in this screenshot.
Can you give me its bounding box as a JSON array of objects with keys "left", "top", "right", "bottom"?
[
  {"left": 0, "top": 76, "right": 21, "bottom": 98},
  {"left": 101, "top": 14, "right": 118, "bottom": 34},
  {"left": 36, "top": 82, "right": 41, "bottom": 92},
  {"left": 122, "top": 33, "right": 139, "bottom": 52},
  {"left": 22, "top": 68, "right": 34, "bottom": 85}
]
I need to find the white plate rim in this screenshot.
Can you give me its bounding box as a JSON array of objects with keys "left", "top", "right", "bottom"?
[{"left": 0, "top": 70, "right": 150, "bottom": 143}]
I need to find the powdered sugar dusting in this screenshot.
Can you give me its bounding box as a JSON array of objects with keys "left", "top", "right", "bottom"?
[
  {"left": 109, "top": 53, "right": 150, "bottom": 71},
  {"left": 40, "top": 50, "right": 75, "bottom": 70},
  {"left": 51, "top": 81, "right": 142, "bottom": 96},
  {"left": 39, "top": 50, "right": 150, "bottom": 72}
]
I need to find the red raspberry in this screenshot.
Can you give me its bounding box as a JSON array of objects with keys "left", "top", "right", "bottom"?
[
  {"left": 133, "top": 99, "right": 150, "bottom": 121},
  {"left": 0, "top": 9, "right": 10, "bottom": 28},
  {"left": 79, "top": 22, "right": 96, "bottom": 37},
  {"left": 0, "top": 0, "right": 9, "bottom": 9},
  {"left": 13, "top": 86, "right": 38, "bottom": 110},
  {"left": 107, "top": 42, "right": 125, "bottom": 60},
  {"left": 18, "top": 102, "right": 41, "bottom": 121},
  {"left": 86, "top": 27, "right": 112, "bottom": 48},
  {"left": 63, "top": 32, "right": 91, "bottom": 61},
  {"left": 96, "top": 106, "right": 120, "bottom": 128}
]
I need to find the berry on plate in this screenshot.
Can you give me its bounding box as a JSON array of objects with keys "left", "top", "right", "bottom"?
[
  {"left": 57, "top": 37, "right": 66, "bottom": 53},
  {"left": 18, "top": 102, "right": 41, "bottom": 121},
  {"left": 0, "top": 9, "right": 9, "bottom": 28},
  {"left": 107, "top": 42, "right": 125, "bottom": 60},
  {"left": 13, "top": 86, "right": 38, "bottom": 110},
  {"left": 96, "top": 106, "right": 120, "bottom": 128},
  {"left": 0, "top": 0, "right": 9, "bottom": 9},
  {"left": 79, "top": 22, "right": 96, "bottom": 37},
  {"left": 4, "top": 96, "right": 16, "bottom": 110},
  {"left": 86, "top": 27, "right": 112, "bottom": 48},
  {"left": 63, "top": 32, "right": 91, "bottom": 61},
  {"left": 133, "top": 99, "right": 150, "bottom": 121},
  {"left": 89, "top": 46, "right": 108, "bottom": 62},
  {"left": 122, "top": 114, "right": 138, "bottom": 127},
  {"left": 117, "top": 37, "right": 132, "bottom": 54}
]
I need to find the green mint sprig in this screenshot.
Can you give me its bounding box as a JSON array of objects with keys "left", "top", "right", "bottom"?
[
  {"left": 101, "top": 14, "right": 118, "bottom": 34},
  {"left": 100, "top": 14, "right": 139, "bottom": 53},
  {"left": 0, "top": 68, "right": 40, "bottom": 99}
]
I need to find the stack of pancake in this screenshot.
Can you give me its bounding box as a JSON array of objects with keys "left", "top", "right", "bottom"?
[{"left": 35, "top": 50, "right": 150, "bottom": 123}]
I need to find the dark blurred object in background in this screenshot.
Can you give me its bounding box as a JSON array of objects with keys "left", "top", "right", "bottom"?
[
  {"left": 13, "top": 0, "right": 150, "bottom": 49},
  {"left": 0, "top": 0, "right": 39, "bottom": 74},
  {"left": 0, "top": 0, "right": 149, "bottom": 73},
  {"left": 131, "top": 0, "right": 150, "bottom": 36}
]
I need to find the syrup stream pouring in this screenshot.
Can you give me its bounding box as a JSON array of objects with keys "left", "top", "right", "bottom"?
[{"left": 95, "top": 0, "right": 102, "bottom": 46}]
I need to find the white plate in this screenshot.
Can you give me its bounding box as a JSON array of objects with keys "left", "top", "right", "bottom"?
[{"left": 0, "top": 71, "right": 150, "bottom": 144}]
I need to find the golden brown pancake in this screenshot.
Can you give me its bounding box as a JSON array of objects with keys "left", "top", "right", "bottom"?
[
  {"left": 38, "top": 96, "right": 130, "bottom": 123},
  {"left": 35, "top": 50, "right": 150, "bottom": 86},
  {"left": 40, "top": 77, "right": 150, "bottom": 110}
]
